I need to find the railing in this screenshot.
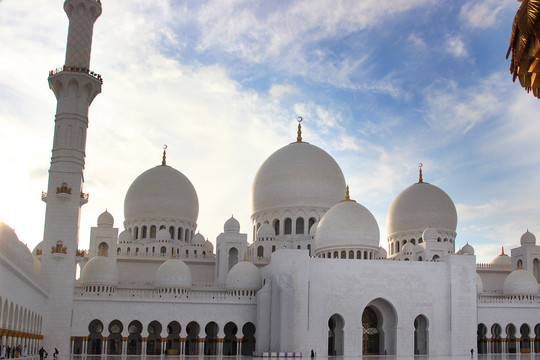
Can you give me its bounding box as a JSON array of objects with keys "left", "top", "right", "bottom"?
[
  {"left": 49, "top": 66, "right": 103, "bottom": 83},
  {"left": 478, "top": 294, "right": 540, "bottom": 304},
  {"left": 115, "top": 251, "right": 215, "bottom": 260},
  {"left": 74, "top": 288, "right": 257, "bottom": 304},
  {"left": 477, "top": 263, "right": 512, "bottom": 269}
]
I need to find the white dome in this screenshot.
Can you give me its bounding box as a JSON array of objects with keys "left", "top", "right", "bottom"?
[
  {"left": 521, "top": 230, "right": 536, "bottom": 245},
  {"left": 503, "top": 269, "right": 537, "bottom": 295},
  {"left": 204, "top": 240, "right": 214, "bottom": 252},
  {"left": 80, "top": 256, "right": 119, "bottom": 286},
  {"left": 124, "top": 165, "right": 198, "bottom": 224},
  {"left": 309, "top": 220, "right": 319, "bottom": 236},
  {"left": 422, "top": 227, "right": 439, "bottom": 242},
  {"left": 0, "top": 221, "right": 33, "bottom": 275},
  {"left": 458, "top": 243, "right": 474, "bottom": 255},
  {"left": 387, "top": 182, "right": 457, "bottom": 236},
  {"left": 192, "top": 232, "right": 205, "bottom": 245},
  {"left": 490, "top": 249, "right": 511, "bottom": 267},
  {"left": 118, "top": 230, "right": 132, "bottom": 243},
  {"left": 226, "top": 261, "right": 262, "bottom": 291},
  {"left": 257, "top": 222, "right": 275, "bottom": 238},
  {"left": 376, "top": 246, "right": 387, "bottom": 259},
  {"left": 224, "top": 216, "right": 240, "bottom": 233},
  {"left": 315, "top": 200, "right": 380, "bottom": 252},
  {"left": 97, "top": 210, "right": 114, "bottom": 227},
  {"left": 156, "top": 229, "right": 171, "bottom": 241},
  {"left": 155, "top": 258, "right": 192, "bottom": 289},
  {"left": 402, "top": 242, "right": 415, "bottom": 255},
  {"left": 476, "top": 273, "right": 484, "bottom": 293},
  {"left": 252, "top": 142, "right": 346, "bottom": 215}
]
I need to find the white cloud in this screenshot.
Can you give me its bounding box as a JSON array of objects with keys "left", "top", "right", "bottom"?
[
  {"left": 269, "top": 84, "right": 297, "bottom": 101},
  {"left": 445, "top": 35, "right": 468, "bottom": 58},
  {"left": 408, "top": 33, "right": 427, "bottom": 48},
  {"left": 460, "top": 0, "right": 514, "bottom": 30}
]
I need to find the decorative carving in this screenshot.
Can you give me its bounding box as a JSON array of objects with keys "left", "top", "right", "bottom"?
[
  {"left": 76, "top": 249, "right": 87, "bottom": 257},
  {"left": 57, "top": 183, "right": 72, "bottom": 194},
  {"left": 36, "top": 249, "right": 42, "bottom": 256},
  {"left": 52, "top": 242, "right": 67, "bottom": 254}
]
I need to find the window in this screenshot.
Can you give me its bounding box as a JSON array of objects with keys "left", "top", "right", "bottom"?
[
  {"left": 273, "top": 220, "right": 280, "bottom": 235},
  {"left": 296, "top": 218, "right": 304, "bottom": 234},
  {"left": 284, "top": 218, "right": 292, "bottom": 235}
]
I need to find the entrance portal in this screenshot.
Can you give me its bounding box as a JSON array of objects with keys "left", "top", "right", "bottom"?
[
  {"left": 362, "top": 307, "right": 379, "bottom": 355},
  {"left": 328, "top": 314, "right": 344, "bottom": 356}
]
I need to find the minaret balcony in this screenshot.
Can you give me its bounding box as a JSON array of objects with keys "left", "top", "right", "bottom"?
[
  {"left": 76, "top": 249, "right": 87, "bottom": 262},
  {"left": 51, "top": 244, "right": 68, "bottom": 258},
  {"left": 80, "top": 192, "right": 89, "bottom": 205},
  {"left": 41, "top": 191, "right": 47, "bottom": 203},
  {"left": 49, "top": 66, "right": 103, "bottom": 84}
]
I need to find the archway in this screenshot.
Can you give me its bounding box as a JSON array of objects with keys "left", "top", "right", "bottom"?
[
  {"left": 491, "top": 323, "right": 502, "bottom": 353},
  {"left": 166, "top": 321, "right": 181, "bottom": 355},
  {"left": 241, "top": 322, "right": 256, "bottom": 356},
  {"left": 185, "top": 321, "right": 200, "bottom": 355},
  {"left": 228, "top": 248, "right": 238, "bottom": 272},
  {"left": 204, "top": 322, "right": 219, "bottom": 355},
  {"left": 506, "top": 324, "right": 517, "bottom": 353},
  {"left": 414, "top": 315, "right": 429, "bottom": 355},
  {"left": 520, "top": 324, "right": 531, "bottom": 353},
  {"left": 223, "top": 322, "right": 238, "bottom": 355},
  {"left": 328, "top": 314, "right": 344, "bottom": 356},
  {"left": 107, "top": 320, "right": 123, "bottom": 355},
  {"left": 127, "top": 320, "right": 142, "bottom": 355},
  {"left": 87, "top": 319, "right": 103, "bottom": 354},
  {"left": 362, "top": 299, "right": 397, "bottom": 355},
  {"left": 534, "top": 324, "right": 540, "bottom": 353},
  {"left": 147, "top": 321, "right": 162, "bottom": 355},
  {"left": 477, "top": 323, "right": 488, "bottom": 354}
]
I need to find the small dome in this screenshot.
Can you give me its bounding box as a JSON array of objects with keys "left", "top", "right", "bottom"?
[
  {"left": 80, "top": 256, "right": 119, "bottom": 286},
  {"left": 192, "top": 232, "right": 206, "bottom": 246},
  {"left": 204, "top": 240, "right": 214, "bottom": 252},
  {"left": 521, "top": 230, "right": 536, "bottom": 246},
  {"left": 315, "top": 200, "right": 380, "bottom": 252},
  {"left": 118, "top": 230, "right": 132, "bottom": 244},
  {"left": 97, "top": 210, "right": 114, "bottom": 227},
  {"left": 490, "top": 248, "right": 511, "bottom": 267},
  {"left": 309, "top": 220, "right": 319, "bottom": 236},
  {"left": 226, "top": 261, "right": 262, "bottom": 291},
  {"left": 422, "top": 227, "right": 439, "bottom": 242},
  {"left": 402, "top": 242, "right": 415, "bottom": 255},
  {"left": 0, "top": 221, "right": 33, "bottom": 275},
  {"left": 387, "top": 182, "right": 457, "bottom": 236},
  {"left": 156, "top": 229, "right": 171, "bottom": 241},
  {"left": 155, "top": 258, "right": 192, "bottom": 289},
  {"left": 224, "top": 216, "right": 240, "bottom": 233},
  {"left": 476, "top": 273, "right": 484, "bottom": 293},
  {"left": 503, "top": 269, "right": 537, "bottom": 295},
  {"left": 376, "top": 246, "right": 387, "bottom": 259},
  {"left": 458, "top": 243, "right": 475, "bottom": 255},
  {"left": 124, "top": 165, "right": 199, "bottom": 225},
  {"left": 252, "top": 142, "right": 346, "bottom": 215},
  {"left": 257, "top": 222, "right": 275, "bottom": 239}
]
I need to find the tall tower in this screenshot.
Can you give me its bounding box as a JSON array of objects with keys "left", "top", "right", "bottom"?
[{"left": 40, "top": 0, "right": 102, "bottom": 354}]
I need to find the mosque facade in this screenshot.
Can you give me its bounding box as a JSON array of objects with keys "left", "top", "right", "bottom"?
[{"left": 1, "top": 0, "right": 540, "bottom": 358}]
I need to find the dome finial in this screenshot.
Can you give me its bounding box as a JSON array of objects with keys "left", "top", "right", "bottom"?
[
  {"left": 162, "top": 144, "right": 167, "bottom": 166},
  {"left": 418, "top": 163, "right": 423, "bottom": 183},
  {"left": 501, "top": 246, "right": 505, "bottom": 255},
  {"left": 296, "top": 116, "right": 303, "bottom": 142},
  {"left": 339, "top": 185, "right": 356, "bottom": 202}
]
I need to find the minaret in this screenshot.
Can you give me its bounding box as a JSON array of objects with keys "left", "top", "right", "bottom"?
[{"left": 40, "top": 0, "right": 102, "bottom": 355}]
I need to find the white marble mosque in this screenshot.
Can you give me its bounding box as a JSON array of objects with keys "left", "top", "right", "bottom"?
[{"left": 1, "top": 0, "right": 540, "bottom": 358}]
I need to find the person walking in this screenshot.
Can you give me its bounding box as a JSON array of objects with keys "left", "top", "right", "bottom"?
[
  {"left": 53, "top": 348, "right": 58, "bottom": 360},
  {"left": 1, "top": 345, "right": 6, "bottom": 359},
  {"left": 38, "top": 348, "right": 46, "bottom": 360}
]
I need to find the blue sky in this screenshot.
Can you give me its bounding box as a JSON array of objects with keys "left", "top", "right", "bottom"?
[{"left": 1, "top": 0, "right": 539, "bottom": 263}]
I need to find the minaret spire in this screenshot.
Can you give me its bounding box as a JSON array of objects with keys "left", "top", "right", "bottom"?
[
  {"left": 418, "top": 163, "right": 423, "bottom": 183},
  {"left": 162, "top": 144, "right": 167, "bottom": 166},
  {"left": 40, "top": 0, "right": 103, "bottom": 355},
  {"left": 296, "top": 116, "right": 303, "bottom": 142}
]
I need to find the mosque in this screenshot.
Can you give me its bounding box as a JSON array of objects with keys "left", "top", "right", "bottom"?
[{"left": 1, "top": 0, "right": 540, "bottom": 358}]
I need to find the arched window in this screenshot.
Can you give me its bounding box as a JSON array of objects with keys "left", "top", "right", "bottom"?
[
  {"left": 296, "top": 218, "right": 304, "bottom": 234},
  {"left": 308, "top": 217, "right": 316, "bottom": 231},
  {"left": 257, "top": 246, "right": 264, "bottom": 257},
  {"left": 178, "top": 227, "right": 183, "bottom": 240},
  {"left": 273, "top": 220, "right": 280, "bottom": 235},
  {"left": 307, "top": 244, "right": 312, "bottom": 256},
  {"left": 272, "top": 245, "right": 276, "bottom": 253},
  {"left": 414, "top": 315, "right": 429, "bottom": 355},
  {"left": 185, "top": 229, "right": 190, "bottom": 242},
  {"left": 134, "top": 227, "right": 139, "bottom": 239},
  {"left": 349, "top": 250, "right": 354, "bottom": 259},
  {"left": 340, "top": 251, "right": 346, "bottom": 259},
  {"left": 333, "top": 251, "right": 338, "bottom": 258},
  {"left": 98, "top": 242, "right": 109, "bottom": 256},
  {"left": 150, "top": 225, "right": 157, "bottom": 238},
  {"left": 228, "top": 248, "right": 238, "bottom": 272},
  {"left": 518, "top": 259, "right": 523, "bottom": 268},
  {"left": 284, "top": 218, "right": 292, "bottom": 235},
  {"left": 169, "top": 226, "right": 175, "bottom": 239},
  {"left": 297, "top": 245, "right": 301, "bottom": 249},
  {"left": 142, "top": 226, "right": 147, "bottom": 239}
]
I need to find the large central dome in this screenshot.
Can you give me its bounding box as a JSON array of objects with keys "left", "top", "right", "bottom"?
[
  {"left": 251, "top": 142, "right": 346, "bottom": 215},
  {"left": 124, "top": 165, "right": 199, "bottom": 223}
]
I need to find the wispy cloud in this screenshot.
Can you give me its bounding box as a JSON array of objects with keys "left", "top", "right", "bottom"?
[
  {"left": 445, "top": 35, "right": 468, "bottom": 58},
  {"left": 459, "top": 0, "right": 514, "bottom": 30}
]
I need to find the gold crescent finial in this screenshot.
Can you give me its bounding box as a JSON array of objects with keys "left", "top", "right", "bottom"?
[
  {"left": 296, "top": 116, "right": 303, "bottom": 142},
  {"left": 162, "top": 144, "right": 167, "bottom": 166},
  {"left": 501, "top": 246, "right": 505, "bottom": 255},
  {"left": 418, "top": 163, "right": 423, "bottom": 183}
]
